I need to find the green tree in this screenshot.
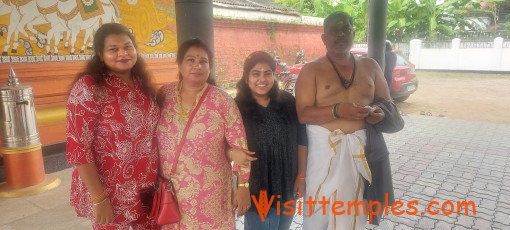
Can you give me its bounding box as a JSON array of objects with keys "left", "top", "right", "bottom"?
[
  {"left": 276, "top": 0, "right": 489, "bottom": 42},
  {"left": 275, "top": 0, "right": 368, "bottom": 42}
]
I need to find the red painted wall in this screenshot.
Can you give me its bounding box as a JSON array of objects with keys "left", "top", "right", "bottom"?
[{"left": 214, "top": 19, "right": 324, "bottom": 83}]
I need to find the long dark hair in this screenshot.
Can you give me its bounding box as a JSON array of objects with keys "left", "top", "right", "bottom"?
[
  {"left": 176, "top": 38, "right": 216, "bottom": 86},
  {"left": 74, "top": 23, "right": 156, "bottom": 98},
  {"left": 235, "top": 51, "right": 278, "bottom": 104},
  {"left": 235, "top": 51, "right": 282, "bottom": 123}
]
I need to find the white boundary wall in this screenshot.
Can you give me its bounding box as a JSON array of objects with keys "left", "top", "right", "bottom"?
[{"left": 409, "top": 37, "right": 510, "bottom": 71}]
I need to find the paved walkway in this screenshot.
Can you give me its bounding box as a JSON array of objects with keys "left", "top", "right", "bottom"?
[{"left": 1, "top": 115, "right": 509, "bottom": 229}]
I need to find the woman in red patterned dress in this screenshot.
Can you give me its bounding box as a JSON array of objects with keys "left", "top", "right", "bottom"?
[{"left": 66, "top": 23, "right": 160, "bottom": 230}]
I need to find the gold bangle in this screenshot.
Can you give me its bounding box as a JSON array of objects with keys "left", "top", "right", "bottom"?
[
  {"left": 92, "top": 197, "right": 108, "bottom": 206},
  {"left": 90, "top": 190, "right": 106, "bottom": 203},
  {"left": 297, "top": 176, "right": 306, "bottom": 180}
]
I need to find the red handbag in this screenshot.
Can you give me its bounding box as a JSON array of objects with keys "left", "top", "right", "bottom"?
[
  {"left": 150, "top": 86, "right": 210, "bottom": 226},
  {"left": 150, "top": 176, "right": 180, "bottom": 225}
]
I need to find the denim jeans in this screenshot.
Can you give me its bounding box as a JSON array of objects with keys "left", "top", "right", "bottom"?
[{"left": 244, "top": 207, "right": 294, "bottom": 230}]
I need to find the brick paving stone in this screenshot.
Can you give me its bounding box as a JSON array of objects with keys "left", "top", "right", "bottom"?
[
  {"left": 441, "top": 182, "right": 456, "bottom": 192},
  {"left": 452, "top": 226, "right": 471, "bottom": 230},
  {"left": 402, "top": 175, "right": 418, "bottom": 183},
  {"left": 472, "top": 207, "right": 496, "bottom": 221},
  {"left": 461, "top": 172, "right": 476, "bottom": 180},
  {"left": 455, "top": 215, "right": 475, "bottom": 228},
  {"left": 394, "top": 188, "right": 405, "bottom": 199},
  {"left": 414, "top": 163, "right": 428, "bottom": 171},
  {"left": 485, "top": 183, "right": 500, "bottom": 193},
  {"left": 394, "top": 224, "right": 414, "bottom": 230},
  {"left": 415, "top": 178, "right": 442, "bottom": 188},
  {"left": 454, "top": 184, "right": 470, "bottom": 195},
  {"left": 416, "top": 217, "right": 436, "bottom": 230},
  {"left": 499, "top": 185, "right": 510, "bottom": 196},
  {"left": 489, "top": 170, "right": 505, "bottom": 179},
  {"left": 387, "top": 216, "right": 417, "bottom": 228},
  {"left": 436, "top": 189, "right": 467, "bottom": 200},
  {"left": 444, "top": 177, "right": 474, "bottom": 186},
  {"left": 464, "top": 196, "right": 481, "bottom": 206},
  {"left": 472, "top": 218, "right": 494, "bottom": 230},
  {"left": 498, "top": 193, "right": 510, "bottom": 204},
  {"left": 434, "top": 221, "right": 455, "bottom": 230},
  {"left": 393, "top": 180, "right": 413, "bottom": 189},
  {"left": 495, "top": 202, "right": 510, "bottom": 212},
  {"left": 468, "top": 190, "right": 498, "bottom": 201},
  {"left": 477, "top": 168, "right": 492, "bottom": 176},
  {"left": 368, "top": 219, "right": 396, "bottom": 230},
  {"left": 422, "top": 187, "right": 437, "bottom": 197},
  {"left": 431, "top": 172, "right": 448, "bottom": 181},
  {"left": 426, "top": 213, "right": 457, "bottom": 224},
  {"left": 478, "top": 199, "right": 497, "bottom": 211},
  {"left": 449, "top": 170, "right": 463, "bottom": 178},
  {"left": 474, "top": 174, "right": 503, "bottom": 184},
  {"left": 472, "top": 181, "right": 487, "bottom": 190},
  {"left": 425, "top": 167, "right": 450, "bottom": 175},
  {"left": 494, "top": 206, "right": 510, "bottom": 215},
  {"left": 420, "top": 171, "right": 434, "bottom": 179},
  {"left": 491, "top": 222, "right": 509, "bottom": 230},
  {"left": 493, "top": 212, "right": 510, "bottom": 225},
  {"left": 408, "top": 184, "right": 425, "bottom": 194},
  {"left": 393, "top": 172, "right": 405, "bottom": 181}
]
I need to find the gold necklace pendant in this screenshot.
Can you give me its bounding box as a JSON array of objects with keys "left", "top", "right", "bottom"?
[{"left": 180, "top": 110, "right": 189, "bottom": 118}]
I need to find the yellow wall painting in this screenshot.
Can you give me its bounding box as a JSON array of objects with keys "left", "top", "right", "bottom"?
[{"left": 0, "top": 0, "right": 177, "bottom": 63}]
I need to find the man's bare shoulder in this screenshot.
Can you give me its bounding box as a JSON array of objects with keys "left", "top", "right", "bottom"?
[
  {"left": 358, "top": 56, "right": 379, "bottom": 69},
  {"left": 300, "top": 56, "right": 327, "bottom": 74}
]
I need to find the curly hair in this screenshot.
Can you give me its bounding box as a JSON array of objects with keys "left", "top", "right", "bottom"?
[{"left": 74, "top": 23, "right": 156, "bottom": 98}]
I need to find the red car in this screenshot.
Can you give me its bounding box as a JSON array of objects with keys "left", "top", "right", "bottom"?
[
  {"left": 351, "top": 48, "right": 418, "bottom": 102},
  {"left": 282, "top": 48, "right": 418, "bottom": 102}
]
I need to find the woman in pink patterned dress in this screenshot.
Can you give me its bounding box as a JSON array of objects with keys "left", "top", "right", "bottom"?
[
  {"left": 66, "top": 23, "right": 160, "bottom": 230},
  {"left": 156, "top": 38, "right": 255, "bottom": 229}
]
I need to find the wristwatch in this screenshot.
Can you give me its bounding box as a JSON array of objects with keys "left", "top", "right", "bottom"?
[{"left": 238, "top": 182, "right": 249, "bottom": 188}]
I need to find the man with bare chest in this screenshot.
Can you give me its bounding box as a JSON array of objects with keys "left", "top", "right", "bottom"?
[{"left": 295, "top": 11, "right": 391, "bottom": 229}]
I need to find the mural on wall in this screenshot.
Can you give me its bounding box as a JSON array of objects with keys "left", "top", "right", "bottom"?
[{"left": 0, "top": 0, "right": 177, "bottom": 63}]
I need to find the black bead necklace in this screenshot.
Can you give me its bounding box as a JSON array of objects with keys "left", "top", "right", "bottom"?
[{"left": 326, "top": 53, "right": 356, "bottom": 89}]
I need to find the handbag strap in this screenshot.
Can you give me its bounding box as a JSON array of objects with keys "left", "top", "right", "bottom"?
[{"left": 169, "top": 85, "right": 211, "bottom": 175}]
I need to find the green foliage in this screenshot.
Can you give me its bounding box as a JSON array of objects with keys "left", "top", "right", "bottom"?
[
  {"left": 275, "top": 0, "right": 368, "bottom": 42},
  {"left": 276, "top": 0, "right": 498, "bottom": 43}
]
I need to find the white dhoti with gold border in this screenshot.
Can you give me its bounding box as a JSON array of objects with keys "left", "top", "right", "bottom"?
[{"left": 303, "top": 125, "right": 372, "bottom": 230}]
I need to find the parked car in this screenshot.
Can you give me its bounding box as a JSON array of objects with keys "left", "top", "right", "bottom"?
[
  {"left": 282, "top": 48, "right": 418, "bottom": 102},
  {"left": 350, "top": 48, "right": 418, "bottom": 102}
]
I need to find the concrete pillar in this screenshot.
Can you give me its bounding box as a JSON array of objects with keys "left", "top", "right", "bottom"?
[
  {"left": 409, "top": 39, "right": 422, "bottom": 69},
  {"left": 452, "top": 38, "right": 461, "bottom": 70},
  {"left": 175, "top": 0, "right": 215, "bottom": 78},
  {"left": 494, "top": 37, "right": 503, "bottom": 71},
  {"left": 367, "top": 0, "right": 388, "bottom": 70}
]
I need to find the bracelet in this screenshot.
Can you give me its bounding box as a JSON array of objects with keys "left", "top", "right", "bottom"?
[
  {"left": 92, "top": 197, "right": 108, "bottom": 206},
  {"left": 297, "top": 176, "right": 306, "bottom": 180},
  {"left": 90, "top": 190, "right": 107, "bottom": 203},
  {"left": 332, "top": 103, "right": 341, "bottom": 119}
]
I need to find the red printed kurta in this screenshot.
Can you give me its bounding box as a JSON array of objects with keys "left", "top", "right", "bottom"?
[
  {"left": 66, "top": 74, "right": 160, "bottom": 224},
  {"left": 157, "top": 82, "right": 248, "bottom": 230}
]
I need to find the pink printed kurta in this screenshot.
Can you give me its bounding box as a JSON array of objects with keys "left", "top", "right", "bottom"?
[
  {"left": 66, "top": 74, "right": 160, "bottom": 224},
  {"left": 156, "top": 82, "right": 248, "bottom": 229}
]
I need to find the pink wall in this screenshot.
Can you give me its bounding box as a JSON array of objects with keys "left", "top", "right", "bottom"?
[{"left": 214, "top": 19, "right": 324, "bottom": 83}]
